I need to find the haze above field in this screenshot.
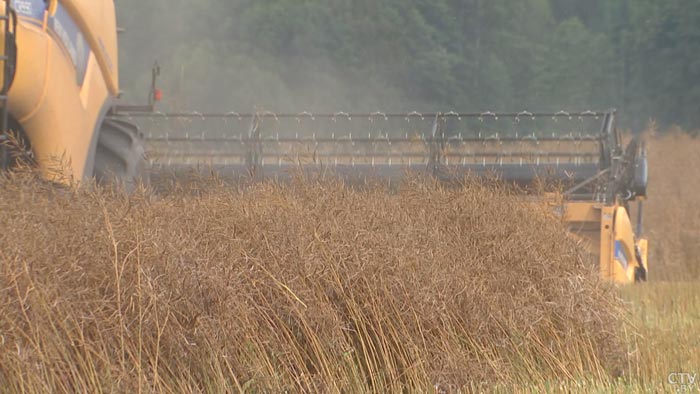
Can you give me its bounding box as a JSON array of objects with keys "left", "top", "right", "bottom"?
[{"left": 116, "top": 0, "right": 700, "bottom": 130}]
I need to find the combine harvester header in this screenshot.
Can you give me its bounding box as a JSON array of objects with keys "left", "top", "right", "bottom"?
[{"left": 113, "top": 107, "right": 650, "bottom": 285}]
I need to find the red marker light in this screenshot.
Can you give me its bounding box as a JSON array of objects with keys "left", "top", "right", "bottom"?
[{"left": 154, "top": 88, "right": 163, "bottom": 102}]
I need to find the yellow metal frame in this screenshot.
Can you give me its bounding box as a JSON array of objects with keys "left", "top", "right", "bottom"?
[
  {"left": 46, "top": 0, "right": 58, "bottom": 17},
  {"left": 563, "top": 201, "right": 648, "bottom": 285},
  {"left": 0, "top": 1, "right": 9, "bottom": 92},
  {"left": 4, "top": 0, "right": 119, "bottom": 181}
]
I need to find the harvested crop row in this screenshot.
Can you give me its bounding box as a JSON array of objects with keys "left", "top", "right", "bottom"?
[{"left": 0, "top": 173, "right": 625, "bottom": 393}]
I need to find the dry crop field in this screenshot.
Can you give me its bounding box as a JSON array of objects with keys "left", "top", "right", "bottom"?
[
  {"left": 645, "top": 128, "right": 700, "bottom": 280},
  {"left": 0, "top": 131, "right": 697, "bottom": 393}
]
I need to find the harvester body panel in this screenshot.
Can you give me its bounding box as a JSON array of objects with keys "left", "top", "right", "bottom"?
[
  {"left": 563, "top": 202, "right": 646, "bottom": 283},
  {"left": 613, "top": 206, "right": 639, "bottom": 282},
  {"left": 2, "top": 0, "right": 118, "bottom": 180}
]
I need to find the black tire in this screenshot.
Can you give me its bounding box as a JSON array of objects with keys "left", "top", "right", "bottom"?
[
  {"left": 634, "top": 247, "right": 648, "bottom": 283},
  {"left": 634, "top": 265, "right": 647, "bottom": 283},
  {"left": 93, "top": 118, "right": 149, "bottom": 191}
]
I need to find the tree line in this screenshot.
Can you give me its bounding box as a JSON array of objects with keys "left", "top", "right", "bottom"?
[{"left": 117, "top": 0, "right": 700, "bottom": 130}]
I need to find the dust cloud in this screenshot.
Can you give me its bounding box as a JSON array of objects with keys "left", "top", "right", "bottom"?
[{"left": 115, "top": 0, "right": 421, "bottom": 115}]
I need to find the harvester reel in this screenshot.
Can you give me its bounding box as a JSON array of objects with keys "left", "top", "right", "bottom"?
[{"left": 93, "top": 118, "right": 149, "bottom": 190}]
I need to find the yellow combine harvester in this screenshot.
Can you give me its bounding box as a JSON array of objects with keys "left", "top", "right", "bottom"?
[
  {"left": 0, "top": 1, "right": 648, "bottom": 284},
  {"left": 0, "top": 0, "right": 146, "bottom": 185}
]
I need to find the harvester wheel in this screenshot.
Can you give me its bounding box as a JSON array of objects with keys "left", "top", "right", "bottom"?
[
  {"left": 93, "top": 118, "right": 149, "bottom": 191},
  {"left": 634, "top": 265, "right": 647, "bottom": 282}
]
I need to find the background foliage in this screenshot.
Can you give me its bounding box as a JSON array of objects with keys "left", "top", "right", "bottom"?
[{"left": 116, "top": 0, "right": 700, "bottom": 130}]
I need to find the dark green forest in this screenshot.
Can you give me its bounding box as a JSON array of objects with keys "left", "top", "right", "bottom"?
[{"left": 117, "top": 0, "right": 700, "bottom": 130}]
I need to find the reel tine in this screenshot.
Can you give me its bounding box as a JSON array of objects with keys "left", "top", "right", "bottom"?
[
  {"left": 406, "top": 111, "right": 423, "bottom": 122},
  {"left": 296, "top": 111, "right": 315, "bottom": 123},
  {"left": 445, "top": 111, "right": 461, "bottom": 121},
  {"left": 332, "top": 112, "right": 351, "bottom": 123},
  {"left": 369, "top": 111, "right": 388, "bottom": 122}
]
